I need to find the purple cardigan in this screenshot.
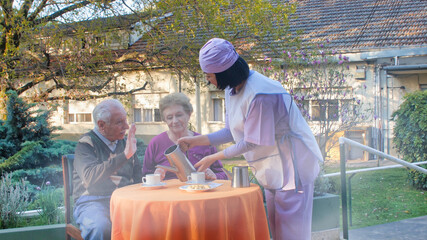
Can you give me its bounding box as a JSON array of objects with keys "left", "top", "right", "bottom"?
[{"left": 142, "top": 131, "right": 227, "bottom": 180}]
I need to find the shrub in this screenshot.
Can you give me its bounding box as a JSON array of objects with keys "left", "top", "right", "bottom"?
[
  {"left": 0, "top": 90, "right": 63, "bottom": 174},
  {"left": 33, "top": 181, "right": 64, "bottom": 225},
  {"left": 392, "top": 90, "right": 427, "bottom": 189},
  {"left": 0, "top": 173, "right": 30, "bottom": 229}
]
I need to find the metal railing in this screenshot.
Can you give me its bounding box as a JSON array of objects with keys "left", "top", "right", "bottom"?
[{"left": 337, "top": 137, "right": 427, "bottom": 240}]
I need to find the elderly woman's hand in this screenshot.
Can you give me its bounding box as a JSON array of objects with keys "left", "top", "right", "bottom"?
[
  {"left": 205, "top": 168, "right": 217, "bottom": 180},
  {"left": 154, "top": 167, "right": 166, "bottom": 181}
]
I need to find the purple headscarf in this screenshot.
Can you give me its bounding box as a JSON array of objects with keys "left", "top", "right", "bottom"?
[{"left": 199, "top": 38, "right": 239, "bottom": 73}]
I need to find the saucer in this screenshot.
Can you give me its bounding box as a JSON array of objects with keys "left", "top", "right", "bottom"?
[{"left": 141, "top": 182, "right": 166, "bottom": 189}]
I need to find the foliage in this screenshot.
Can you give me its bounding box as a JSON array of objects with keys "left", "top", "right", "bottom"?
[
  {"left": 0, "top": 90, "right": 57, "bottom": 172},
  {"left": 258, "top": 42, "right": 372, "bottom": 195},
  {"left": 0, "top": 0, "right": 299, "bottom": 114},
  {"left": 136, "top": 138, "right": 147, "bottom": 165},
  {"left": 261, "top": 43, "right": 371, "bottom": 160},
  {"left": 33, "top": 181, "right": 64, "bottom": 225},
  {"left": 12, "top": 166, "right": 63, "bottom": 192},
  {"left": 0, "top": 173, "right": 30, "bottom": 229},
  {"left": 0, "top": 91, "right": 75, "bottom": 189},
  {"left": 0, "top": 0, "right": 154, "bottom": 114},
  {"left": 314, "top": 168, "right": 333, "bottom": 197},
  {"left": 145, "top": 0, "right": 298, "bottom": 83},
  {"left": 392, "top": 90, "right": 427, "bottom": 189}
]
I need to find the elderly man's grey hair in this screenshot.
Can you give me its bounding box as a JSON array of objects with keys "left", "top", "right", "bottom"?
[{"left": 92, "top": 99, "right": 124, "bottom": 130}]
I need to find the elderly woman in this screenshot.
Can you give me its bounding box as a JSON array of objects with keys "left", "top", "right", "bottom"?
[
  {"left": 142, "top": 92, "right": 227, "bottom": 181},
  {"left": 178, "top": 38, "right": 323, "bottom": 240}
]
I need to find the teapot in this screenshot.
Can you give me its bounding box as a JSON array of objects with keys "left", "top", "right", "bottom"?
[
  {"left": 222, "top": 166, "right": 255, "bottom": 188},
  {"left": 156, "top": 144, "right": 196, "bottom": 182}
]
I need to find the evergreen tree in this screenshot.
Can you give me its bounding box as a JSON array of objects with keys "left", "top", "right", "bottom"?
[{"left": 0, "top": 90, "right": 58, "bottom": 172}]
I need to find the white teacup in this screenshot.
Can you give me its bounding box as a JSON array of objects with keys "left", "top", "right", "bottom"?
[
  {"left": 142, "top": 174, "right": 161, "bottom": 185},
  {"left": 187, "top": 172, "right": 205, "bottom": 184}
]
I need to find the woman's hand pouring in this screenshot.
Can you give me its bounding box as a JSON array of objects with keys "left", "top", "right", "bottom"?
[{"left": 177, "top": 135, "right": 210, "bottom": 151}]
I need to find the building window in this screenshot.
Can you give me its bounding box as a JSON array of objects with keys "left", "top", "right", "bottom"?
[
  {"left": 134, "top": 108, "right": 161, "bottom": 123},
  {"left": 143, "top": 109, "right": 153, "bottom": 122},
  {"left": 311, "top": 100, "right": 339, "bottom": 121},
  {"left": 212, "top": 98, "right": 225, "bottom": 122},
  {"left": 154, "top": 109, "right": 162, "bottom": 122},
  {"left": 68, "top": 113, "right": 92, "bottom": 123},
  {"left": 134, "top": 108, "right": 142, "bottom": 122}
]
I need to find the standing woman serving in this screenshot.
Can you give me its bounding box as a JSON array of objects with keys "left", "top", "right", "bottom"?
[{"left": 178, "top": 38, "right": 323, "bottom": 240}]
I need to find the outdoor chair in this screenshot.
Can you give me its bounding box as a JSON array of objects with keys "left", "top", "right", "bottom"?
[{"left": 62, "top": 154, "right": 84, "bottom": 240}]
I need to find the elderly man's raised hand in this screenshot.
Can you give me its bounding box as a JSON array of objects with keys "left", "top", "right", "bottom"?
[{"left": 124, "top": 123, "right": 137, "bottom": 159}]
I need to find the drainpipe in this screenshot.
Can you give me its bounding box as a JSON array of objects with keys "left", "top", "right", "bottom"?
[
  {"left": 385, "top": 56, "right": 399, "bottom": 154},
  {"left": 386, "top": 73, "right": 390, "bottom": 154},
  {"left": 379, "top": 66, "right": 388, "bottom": 156}
]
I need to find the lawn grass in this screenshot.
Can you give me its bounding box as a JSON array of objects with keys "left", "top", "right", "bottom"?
[
  {"left": 223, "top": 159, "right": 426, "bottom": 230},
  {"left": 326, "top": 167, "right": 427, "bottom": 229}
]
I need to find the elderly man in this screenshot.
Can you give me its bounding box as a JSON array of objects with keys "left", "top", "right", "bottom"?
[{"left": 72, "top": 99, "right": 142, "bottom": 240}]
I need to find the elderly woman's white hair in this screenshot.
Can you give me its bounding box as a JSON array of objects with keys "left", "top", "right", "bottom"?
[{"left": 92, "top": 99, "right": 124, "bottom": 130}]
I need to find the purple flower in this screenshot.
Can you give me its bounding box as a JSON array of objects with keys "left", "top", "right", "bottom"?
[
  {"left": 364, "top": 84, "right": 367, "bottom": 89},
  {"left": 46, "top": 181, "right": 51, "bottom": 186},
  {"left": 290, "top": 89, "right": 293, "bottom": 94},
  {"left": 36, "top": 186, "right": 41, "bottom": 191},
  {"left": 287, "top": 51, "right": 292, "bottom": 58},
  {"left": 374, "top": 114, "right": 378, "bottom": 120},
  {"left": 357, "top": 100, "right": 361, "bottom": 104},
  {"left": 326, "top": 38, "right": 330, "bottom": 43},
  {"left": 338, "top": 60, "right": 344, "bottom": 65},
  {"left": 339, "top": 54, "right": 342, "bottom": 60},
  {"left": 332, "top": 49, "right": 337, "bottom": 55}
]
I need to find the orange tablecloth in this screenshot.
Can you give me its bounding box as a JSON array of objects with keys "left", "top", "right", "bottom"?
[{"left": 110, "top": 179, "right": 270, "bottom": 240}]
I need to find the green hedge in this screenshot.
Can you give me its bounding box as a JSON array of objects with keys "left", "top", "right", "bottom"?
[{"left": 392, "top": 90, "right": 427, "bottom": 189}]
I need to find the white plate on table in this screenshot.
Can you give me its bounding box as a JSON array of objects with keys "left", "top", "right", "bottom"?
[
  {"left": 185, "top": 179, "right": 213, "bottom": 185},
  {"left": 141, "top": 182, "right": 166, "bottom": 189},
  {"left": 179, "top": 182, "right": 223, "bottom": 193}
]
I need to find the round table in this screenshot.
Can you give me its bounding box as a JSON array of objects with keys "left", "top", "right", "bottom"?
[{"left": 110, "top": 179, "right": 270, "bottom": 240}]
